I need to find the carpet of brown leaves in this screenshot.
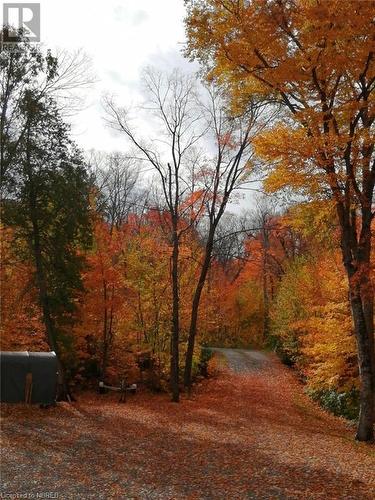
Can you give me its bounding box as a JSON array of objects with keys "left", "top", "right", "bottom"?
[{"left": 1, "top": 352, "right": 374, "bottom": 499}]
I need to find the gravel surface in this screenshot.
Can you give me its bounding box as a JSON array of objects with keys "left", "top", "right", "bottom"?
[
  {"left": 210, "top": 348, "right": 271, "bottom": 373},
  {"left": 1, "top": 350, "right": 374, "bottom": 499}
]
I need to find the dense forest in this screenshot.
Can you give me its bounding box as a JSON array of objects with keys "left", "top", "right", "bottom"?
[{"left": 1, "top": 0, "right": 374, "bottom": 452}]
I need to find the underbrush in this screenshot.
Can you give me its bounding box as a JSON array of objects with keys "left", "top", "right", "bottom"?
[
  {"left": 270, "top": 336, "right": 360, "bottom": 422},
  {"left": 306, "top": 388, "right": 360, "bottom": 421},
  {"left": 134, "top": 345, "right": 220, "bottom": 394}
]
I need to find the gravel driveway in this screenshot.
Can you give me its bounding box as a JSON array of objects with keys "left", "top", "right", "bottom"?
[{"left": 1, "top": 349, "right": 374, "bottom": 499}]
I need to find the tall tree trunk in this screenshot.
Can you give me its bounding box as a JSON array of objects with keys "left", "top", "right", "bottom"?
[
  {"left": 29, "top": 201, "right": 72, "bottom": 401},
  {"left": 361, "top": 252, "right": 375, "bottom": 397},
  {"left": 184, "top": 239, "right": 213, "bottom": 391},
  {"left": 170, "top": 226, "right": 180, "bottom": 402},
  {"left": 262, "top": 243, "right": 270, "bottom": 342},
  {"left": 349, "top": 280, "right": 374, "bottom": 442},
  {"left": 340, "top": 215, "right": 374, "bottom": 442},
  {"left": 26, "top": 134, "right": 72, "bottom": 401}
]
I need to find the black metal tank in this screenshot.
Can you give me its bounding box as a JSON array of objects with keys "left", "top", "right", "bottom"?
[{"left": 0, "top": 351, "right": 58, "bottom": 404}]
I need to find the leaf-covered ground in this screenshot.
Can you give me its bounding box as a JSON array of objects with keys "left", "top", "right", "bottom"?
[{"left": 1, "top": 351, "right": 374, "bottom": 499}]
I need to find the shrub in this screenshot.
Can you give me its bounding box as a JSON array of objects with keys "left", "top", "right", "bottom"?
[
  {"left": 198, "top": 347, "right": 213, "bottom": 377},
  {"left": 307, "top": 388, "right": 360, "bottom": 421},
  {"left": 206, "top": 356, "right": 222, "bottom": 377}
]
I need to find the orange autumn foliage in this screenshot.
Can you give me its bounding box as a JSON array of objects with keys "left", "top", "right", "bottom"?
[
  {"left": 0, "top": 226, "right": 47, "bottom": 352},
  {"left": 72, "top": 218, "right": 137, "bottom": 384}
]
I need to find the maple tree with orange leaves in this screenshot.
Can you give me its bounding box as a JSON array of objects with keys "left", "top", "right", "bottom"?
[{"left": 185, "top": 0, "right": 375, "bottom": 442}]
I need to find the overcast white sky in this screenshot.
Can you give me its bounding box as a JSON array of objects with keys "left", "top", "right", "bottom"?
[
  {"left": 0, "top": 0, "right": 260, "bottom": 210},
  {"left": 38, "top": 0, "right": 195, "bottom": 152}
]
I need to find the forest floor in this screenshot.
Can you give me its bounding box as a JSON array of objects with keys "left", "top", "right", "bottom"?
[{"left": 1, "top": 349, "right": 375, "bottom": 500}]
